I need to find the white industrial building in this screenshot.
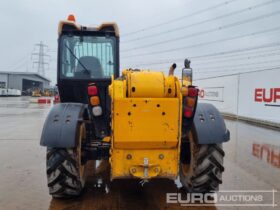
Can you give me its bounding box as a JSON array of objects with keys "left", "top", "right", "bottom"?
[
  {"left": 0, "top": 72, "right": 51, "bottom": 96},
  {"left": 194, "top": 68, "right": 280, "bottom": 127}
]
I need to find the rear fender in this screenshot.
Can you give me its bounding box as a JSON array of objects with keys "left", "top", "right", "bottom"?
[
  {"left": 192, "top": 103, "right": 230, "bottom": 144},
  {"left": 40, "top": 103, "right": 89, "bottom": 148}
]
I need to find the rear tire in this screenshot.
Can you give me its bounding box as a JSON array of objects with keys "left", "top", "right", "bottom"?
[
  {"left": 46, "top": 124, "right": 86, "bottom": 198},
  {"left": 179, "top": 132, "right": 225, "bottom": 193}
]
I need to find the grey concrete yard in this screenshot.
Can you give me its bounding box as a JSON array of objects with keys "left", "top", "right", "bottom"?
[{"left": 0, "top": 97, "right": 279, "bottom": 210}]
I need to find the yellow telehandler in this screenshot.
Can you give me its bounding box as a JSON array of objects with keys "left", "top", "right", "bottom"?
[{"left": 40, "top": 15, "right": 230, "bottom": 198}]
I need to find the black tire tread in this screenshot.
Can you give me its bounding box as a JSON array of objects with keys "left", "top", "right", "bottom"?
[
  {"left": 180, "top": 143, "right": 225, "bottom": 193},
  {"left": 46, "top": 148, "right": 84, "bottom": 198}
]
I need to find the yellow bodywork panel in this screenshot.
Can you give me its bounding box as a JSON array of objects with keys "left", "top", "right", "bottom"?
[
  {"left": 110, "top": 149, "right": 178, "bottom": 179},
  {"left": 109, "top": 78, "right": 126, "bottom": 99},
  {"left": 109, "top": 70, "right": 182, "bottom": 180},
  {"left": 127, "top": 71, "right": 166, "bottom": 98},
  {"left": 113, "top": 98, "right": 180, "bottom": 149}
]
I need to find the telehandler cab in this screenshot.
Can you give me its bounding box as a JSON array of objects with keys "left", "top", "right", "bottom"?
[{"left": 40, "top": 15, "right": 230, "bottom": 198}]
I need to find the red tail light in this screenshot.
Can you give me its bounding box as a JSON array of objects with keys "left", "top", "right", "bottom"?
[
  {"left": 188, "top": 87, "right": 198, "bottom": 97},
  {"left": 184, "top": 108, "right": 193, "bottom": 118},
  {"left": 88, "top": 86, "right": 98, "bottom": 96},
  {"left": 183, "top": 86, "right": 198, "bottom": 118}
]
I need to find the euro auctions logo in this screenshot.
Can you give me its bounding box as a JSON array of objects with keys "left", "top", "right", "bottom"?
[
  {"left": 255, "top": 88, "right": 280, "bottom": 107},
  {"left": 166, "top": 190, "right": 277, "bottom": 207}
]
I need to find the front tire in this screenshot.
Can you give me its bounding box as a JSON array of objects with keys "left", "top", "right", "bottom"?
[
  {"left": 46, "top": 124, "right": 86, "bottom": 198},
  {"left": 179, "top": 132, "right": 225, "bottom": 193}
]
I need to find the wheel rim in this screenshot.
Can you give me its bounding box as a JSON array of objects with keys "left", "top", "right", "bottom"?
[{"left": 77, "top": 123, "right": 86, "bottom": 180}]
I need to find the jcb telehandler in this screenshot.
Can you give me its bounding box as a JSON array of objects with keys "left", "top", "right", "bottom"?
[{"left": 40, "top": 15, "right": 230, "bottom": 198}]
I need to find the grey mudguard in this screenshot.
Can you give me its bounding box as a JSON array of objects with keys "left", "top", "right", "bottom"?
[
  {"left": 192, "top": 103, "right": 230, "bottom": 144},
  {"left": 40, "top": 103, "right": 86, "bottom": 148}
]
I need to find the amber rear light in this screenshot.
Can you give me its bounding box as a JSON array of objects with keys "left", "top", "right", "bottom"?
[{"left": 90, "top": 96, "right": 100, "bottom": 106}]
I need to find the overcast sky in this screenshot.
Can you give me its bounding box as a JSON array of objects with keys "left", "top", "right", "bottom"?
[{"left": 0, "top": 0, "right": 279, "bottom": 84}]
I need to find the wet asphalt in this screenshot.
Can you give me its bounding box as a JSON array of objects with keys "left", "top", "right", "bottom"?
[{"left": 0, "top": 97, "right": 279, "bottom": 210}]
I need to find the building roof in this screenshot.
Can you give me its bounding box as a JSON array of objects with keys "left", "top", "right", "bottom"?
[{"left": 0, "top": 71, "right": 51, "bottom": 82}]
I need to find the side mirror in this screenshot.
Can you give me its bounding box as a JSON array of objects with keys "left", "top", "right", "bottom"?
[{"left": 182, "top": 59, "right": 192, "bottom": 84}]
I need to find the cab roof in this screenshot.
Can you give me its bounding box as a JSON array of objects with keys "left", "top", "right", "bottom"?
[{"left": 58, "top": 19, "right": 119, "bottom": 37}]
